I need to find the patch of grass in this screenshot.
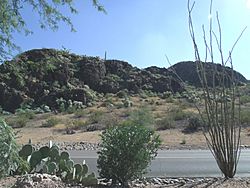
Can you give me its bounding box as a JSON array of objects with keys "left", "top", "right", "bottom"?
[
  {"left": 74, "top": 109, "right": 88, "bottom": 118},
  {"left": 155, "top": 116, "right": 175, "bottom": 130},
  {"left": 241, "top": 109, "right": 250, "bottom": 125},
  {"left": 6, "top": 110, "right": 35, "bottom": 128},
  {"left": 240, "top": 95, "right": 250, "bottom": 105},
  {"left": 7, "top": 116, "right": 28, "bottom": 128},
  {"left": 127, "top": 107, "right": 154, "bottom": 128},
  {"left": 66, "top": 106, "right": 78, "bottom": 114},
  {"left": 99, "top": 113, "right": 120, "bottom": 129},
  {"left": 165, "top": 96, "right": 174, "bottom": 103},
  {"left": 43, "top": 117, "right": 60, "bottom": 127},
  {"left": 16, "top": 110, "right": 35, "bottom": 120},
  {"left": 169, "top": 107, "right": 189, "bottom": 121},
  {"left": 88, "top": 110, "right": 105, "bottom": 124},
  {"left": 71, "top": 120, "right": 87, "bottom": 130}
]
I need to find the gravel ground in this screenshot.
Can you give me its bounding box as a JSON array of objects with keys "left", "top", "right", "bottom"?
[
  {"left": 33, "top": 141, "right": 100, "bottom": 151},
  {"left": 1, "top": 174, "right": 250, "bottom": 188},
  {"left": 31, "top": 141, "right": 250, "bottom": 151}
]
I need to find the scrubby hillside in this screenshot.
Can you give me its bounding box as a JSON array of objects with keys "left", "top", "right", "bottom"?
[
  {"left": 0, "top": 49, "right": 182, "bottom": 112},
  {"left": 0, "top": 48, "right": 247, "bottom": 112}
]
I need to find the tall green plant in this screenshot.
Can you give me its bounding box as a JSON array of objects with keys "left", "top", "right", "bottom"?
[{"left": 97, "top": 122, "right": 161, "bottom": 187}]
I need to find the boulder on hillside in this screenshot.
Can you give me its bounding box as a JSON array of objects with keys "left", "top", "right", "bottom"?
[{"left": 76, "top": 58, "right": 106, "bottom": 91}]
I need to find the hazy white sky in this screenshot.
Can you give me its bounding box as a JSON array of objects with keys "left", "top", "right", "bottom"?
[{"left": 13, "top": 0, "right": 250, "bottom": 79}]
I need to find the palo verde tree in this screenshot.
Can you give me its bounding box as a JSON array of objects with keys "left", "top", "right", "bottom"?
[
  {"left": 0, "top": 0, "right": 105, "bottom": 62},
  {"left": 187, "top": 0, "right": 246, "bottom": 178}
]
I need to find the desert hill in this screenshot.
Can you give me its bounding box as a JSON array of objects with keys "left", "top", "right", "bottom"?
[{"left": 0, "top": 48, "right": 247, "bottom": 112}]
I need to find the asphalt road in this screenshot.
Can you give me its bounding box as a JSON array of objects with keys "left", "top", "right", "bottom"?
[{"left": 69, "top": 149, "right": 250, "bottom": 177}]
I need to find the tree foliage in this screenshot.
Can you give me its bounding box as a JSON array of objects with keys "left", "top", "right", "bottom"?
[
  {"left": 0, "top": 0, "right": 105, "bottom": 62},
  {"left": 0, "top": 118, "right": 28, "bottom": 178}
]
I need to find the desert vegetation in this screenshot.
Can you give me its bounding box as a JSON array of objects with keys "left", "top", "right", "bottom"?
[{"left": 1, "top": 0, "right": 250, "bottom": 187}]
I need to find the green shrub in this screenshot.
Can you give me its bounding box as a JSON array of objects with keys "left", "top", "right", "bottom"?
[
  {"left": 116, "top": 90, "right": 128, "bottom": 98},
  {"left": 165, "top": 96, "right": 174, "bottom": 103},
  {"left": 72, "top": 120, "right": 87, "bottom": 130},
  {"left": 74, "top": 109, "right": 88, "bottom": 118},
  {"left": 240, "top": 95, "right": 250, "bottom": 105},
  {"left": 122, "top": 98, "right": 133, "bottom": 108},
  {"left": 16, "top": 110, "right": 35, "bottom": 120},
  {"left": 139, "top": 90, "right": 148, "bottom": 99},
  {"left": 88, "top": 110, "right": 104, "bottom": 124},
  {"left": 99, "top": 113, "right": 119, "bottom": 129},
  {"left": 43, "top": 117, "right": 60, "bottom": 127},
  {"left": 7, "top": 116, "right": 28, "bottom": 128},
  {"left": 7, "top": 109, "right": 35, "bottom": 128},
  {"left": 241, "top": 110, "right": 250, "bottom": 125},
  {"left": 160, "top": 91, "right": 173, "bottom": 99},
  {"left": 66, "top": 106, "right": 78, "bottom": 114},
  {"left": 100, "top": 98, "right": 114, "bottom": 107},
  {"left": 169, "top": 107, "right": 189, "bottom": 121},
  {"left": 97, "top": 123, "right": 161, "bottom": 187},
  {"left": 0, "top": 119, "right": 28, "bottom": 178},
  {"left": 115, "top": 102, "right": 124, "bottom": 109},
  {"left": 183, "top": 116, "right": 202, "bottom": 133},
  {"left": 155, "top": 116, "right": 175, "bottom": 130},
  {"left": 128, "top": 107, "right": 154, "bottom": 128}
]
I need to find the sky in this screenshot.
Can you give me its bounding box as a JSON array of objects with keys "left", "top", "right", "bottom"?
[{"left": 13, "top": 0, "right": 250, "bottom": 79}]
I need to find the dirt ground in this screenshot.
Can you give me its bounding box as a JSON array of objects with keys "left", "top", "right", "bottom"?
[{"left": 15, "top": 121, "right": 250, "bottom": 150}]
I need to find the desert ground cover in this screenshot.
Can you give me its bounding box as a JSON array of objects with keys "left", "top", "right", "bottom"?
[{"left": 1, "top": 92, "right": 249, "bottom": 149}]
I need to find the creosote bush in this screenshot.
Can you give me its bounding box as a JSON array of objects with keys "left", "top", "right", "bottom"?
[{"left": 97, "top": 122, "right": 161, "bottom": 187}]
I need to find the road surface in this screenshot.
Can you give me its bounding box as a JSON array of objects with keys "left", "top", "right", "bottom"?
[{"left": 69, "top": 149, "right": 250, "bottom": 177}]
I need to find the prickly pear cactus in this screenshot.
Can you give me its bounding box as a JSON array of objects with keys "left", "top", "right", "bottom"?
[
  {"left": 47, "top": 162, "right": 58, "bottom": 174},
  {"left": 19, "top": 144, "right": 33, "bottom": 160},
  {"left": 60, "top": 151, "right": 69, "bottom": 160},
  {"left": 29, "top": 151, "right": 42, "bottom": 170},
  {"left": 49, "top": 147, "right": 60, "bottom": 161},
  {"left": 39, "top": 146, "right": 50, "bottom": 158},
  {"left": 17, "top": 141, "right": 97, "bottom": 186}
]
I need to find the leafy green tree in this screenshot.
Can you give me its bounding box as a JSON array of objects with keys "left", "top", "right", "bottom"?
[
  {"left": 0, "top": 0, "right": 105, "bottom": 62},
  {"left": 97, "top": 122, "right": 161, "bottom": 187}
]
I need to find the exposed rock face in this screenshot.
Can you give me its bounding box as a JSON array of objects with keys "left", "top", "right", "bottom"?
[
  {"left": 0, "top": 48, "right": 247, "bottom": 112},
  {"left": 76, "top": 57, "right": 106, "bottom": 91}
]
